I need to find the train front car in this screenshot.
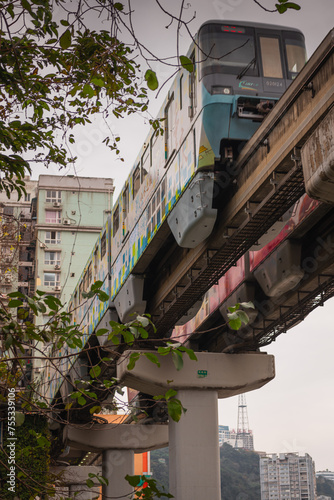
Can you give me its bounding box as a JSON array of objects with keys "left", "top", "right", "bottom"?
[
  {"left": 198, "top": 21, "right": 306, "bottom": 165},
  {"left": 168, "top": 21, "right": 306, "bottom": 248}
]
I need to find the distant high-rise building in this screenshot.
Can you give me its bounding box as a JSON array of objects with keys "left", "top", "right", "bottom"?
[
  {"left": 218, "top": 425, "right": 254, "bottom": 450},
  {"left": 260, "top": 452, "right": 317, "bottom": 500},
  {"left": 316, "top": 470, "right": 334, "bottom": 482}
]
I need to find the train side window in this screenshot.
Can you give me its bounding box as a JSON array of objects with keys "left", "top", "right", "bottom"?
[
  {"left": 164, "top": 92, "right": 174, "bottom": 161},
  {"left": 188, "top": 51, "right": 196, "bottom": 118},
  {"left": 133, "top": 165, "right": 141, "bottom": 198},
  {"left": 259, "top": 37, "right": 283, "bottom": 78},
  {"left": 161, "top": 177, "right": 167, "bottom": 216},
  {"left": 94, "top": 246, "right": 98, "bottom": 270},
  {"left": 179, "top": 74, "right": 183, "bottom": 110},
  {"left": 122, "top": 186, "right": 129, "bottom": 219},
  {"left": 101, "top": 232, "right": 106, "bottom": 257},
  {"left": 141, "top": 144, "right": 150, "bottom": 180},
  {"left": 113, "top": 205, "right": 119, "bottom": 234}
]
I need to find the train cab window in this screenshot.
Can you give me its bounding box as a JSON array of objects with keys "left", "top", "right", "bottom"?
[
  {"left": 259, "top": 37, "right": 283, "bottom": 79},
  {"left": 141, "top": 144, "right": 150, "bottom": 179},
  {"left": 284, "top": 34, "right": 306, "bottom": 79},
  {"left": 199, "top": 24, "right": 258, "bottom": 79},
  {"left": 133, "top": 165, "right": 140, "bottom": 198},
  {"left": 113, "top": 205, "right": 119, "bottom": 234}
]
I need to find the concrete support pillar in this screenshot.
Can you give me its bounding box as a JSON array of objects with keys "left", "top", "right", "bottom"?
[
  {"left": 102, "top": 449, "right": 134, "bottom": 499},
  {"left": 69, "top": 483, "right": 100, "bottom": 499},
  {"left": 63, "top": 424, "right": 168, "bottom": 500},
  {"left": 169, "top": 389, "right": 221, "bottom": 500},
  {"left": 118, "top": 351, "right": 275, "bottom": 500}
]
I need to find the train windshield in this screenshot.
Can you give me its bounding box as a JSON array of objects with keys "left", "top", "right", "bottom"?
[
  {"left": 284, "top": 33, "right": 306, "bottom": 79},
  {"left": 199, "top": 24, "right": 258, "bottom": 79}
]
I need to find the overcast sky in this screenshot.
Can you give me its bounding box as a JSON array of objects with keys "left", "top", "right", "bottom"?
[{"left": 31, "top": 0, "right": 334, "bottom": 472}]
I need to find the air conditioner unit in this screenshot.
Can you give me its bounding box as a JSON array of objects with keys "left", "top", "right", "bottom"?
[
  {"left": 54, "top": 285, "right": 61, "bottom": 291},
  {"left": 40, "top": 243, "right": 46, "bottom": 248},
  {"left": 63, "top": 219, "right": 70, "bottom": 225},
  {"left": 53, "top": 202, "right": 61, "bottom": 207}
]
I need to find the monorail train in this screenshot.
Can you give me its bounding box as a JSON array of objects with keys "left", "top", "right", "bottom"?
[{"left": 40, "top": 20, "right": 310, "bottom": 401}]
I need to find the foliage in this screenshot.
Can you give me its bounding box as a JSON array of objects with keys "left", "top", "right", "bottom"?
[
  {"left": 316, "top": 475, "right": 334, "bottom": 497},
  {"left": 220, "top": 443, "right": 261, "bottom": 499},
  {"left": 126, "top": 474, "right": 173, "bottom": 498},
  {"left": 151, "top": 443, "right": 262, "bottom": 499},
  {"left": 0, "top": 414, "right": 51, "bottom": 499}
]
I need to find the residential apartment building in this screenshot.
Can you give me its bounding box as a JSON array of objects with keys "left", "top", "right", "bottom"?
[
  {"left": 0, "top": 177, "right": 38, "bottom": 298},
  {"left": 34, "top": 175, "right": 114, "bottom": 309},
  {"left": 33, "top": 175, "right": 114, "bottom": 376},
  {"left": 260, "top": 452, "right": 317, "bottom": 500}
]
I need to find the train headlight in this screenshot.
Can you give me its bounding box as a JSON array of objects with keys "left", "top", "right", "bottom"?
[{"left": 211, "top": 86, "right": 232, "bottom": 95}]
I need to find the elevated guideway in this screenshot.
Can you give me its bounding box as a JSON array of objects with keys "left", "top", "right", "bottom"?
[{"left": 140, "top": 28, "right": 334, "bottom": 340}]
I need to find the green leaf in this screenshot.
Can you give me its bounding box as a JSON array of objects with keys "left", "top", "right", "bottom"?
[
  {"left": 114, "top": 2, "right": 124, "bottom": 10},
  {"left": 89, "top": 365, "right": 101, "bottom": 378},
  {"left": 8, "top": 299, "right": 23, "bottom": 308},
  {"left": 239, "top": 301, "right": 255, "bottom": 309},
  {"left": 95, "top": 328, "right": 109, "bottom": 336},
  {"left": 127, "top": 352, "right": 140, "bottom": 370},
  {"left": 228, "top": 318, "right": 242, "bottom": 331},
  {"left": 172, "top": 351, "right": 183, "bottom": 371},
  {"left": 275, "top": 1, "right": 301, "bottom": 12},
  {"left": 15, "top": 411, "right": 25, "bottom": 427},
  {"left": 235, "top": 310, "right": 250, "bottom": 325},
  {"left": 86, "top": 479, "right": 95, "bottom": 488},
  {"left": 180, "top": 55, "right": 194, "bottom": 73},
  {"left": 82, "top": 84, "right": 95, "bottom": 98},
  {"left": 59, "top": 30, "right": 71, "bottom": 50},
  {"left": 5, "top": 335, "right": 13, "bottom": 350},
  {"left": 90, "top": 405, "right": 102, "bottom": 414},
  {"left": 91, "top": 77, "right": 105, "bottom": 87},
  {"left": 165, "top": 388, "right": 177, "bottom": 400},
  {"left": 125, "top": 475, "right": 141, "bottom": 487},
  {"left": 144, "top": 352, "right": 160, "bottom": 367},
  {"left": 167, "top": 398, "right": 184, "bottom": 422},
  {"left": 37, "top": 435, "right": 49, "bottom": 447},
  {"left": 78, "top": 396, "right": 86, "bottom": 406},
  {"left": 145, "top": 70, "right": 159, "bottom": 91},
  {"left": 60, "top": 19, "right": 70, "bottom": 26}
]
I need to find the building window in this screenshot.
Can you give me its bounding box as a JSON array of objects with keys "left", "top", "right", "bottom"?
[
  {"left": 25, "top": 193, "right": 31, "bottom": 202},
  {"left": 44, "top": 251, "right": 61, "bottom": 266},
  {"left": 46, "top": 190, "right": 61, "bottom": 203},
  {"left": 44, "top": 272, "right": 60, "bottom": 287},
  {"left": 45, "top": 210, "right": 61, "bottom": 224},
  {"left": 45, "top": 231, "right": 61, "bottom": 244}
]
